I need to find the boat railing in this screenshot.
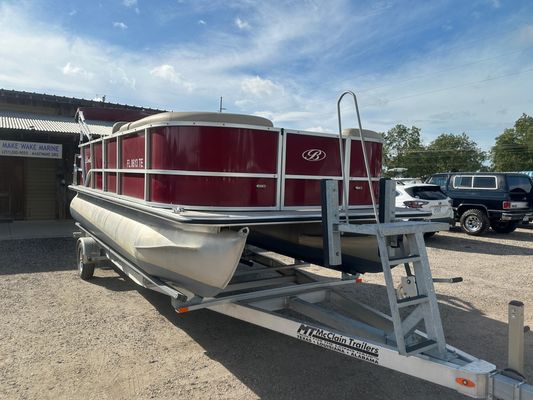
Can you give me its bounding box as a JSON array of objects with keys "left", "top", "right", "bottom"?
[
  {"left": 336, "top": 91, "right": 379, "bottom": 223},
  {"left": 76, "top": 110, "right": 94, "bottom": 187}
]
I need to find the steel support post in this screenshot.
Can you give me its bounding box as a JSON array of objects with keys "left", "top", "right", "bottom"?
[{"left": 508, "top": 300, "right": 525, "bottom": 375}]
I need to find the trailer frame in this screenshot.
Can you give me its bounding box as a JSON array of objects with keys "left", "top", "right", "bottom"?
[{"left": 75, "top": 219, "right": 532, "bottom": 400}]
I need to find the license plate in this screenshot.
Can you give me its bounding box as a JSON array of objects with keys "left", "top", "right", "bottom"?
[
  {"left": 510, "top": 202, "right": 528, "bottom": 209},
  {"left": 432, "top": 207, "right": 442, "bottom": 214}
]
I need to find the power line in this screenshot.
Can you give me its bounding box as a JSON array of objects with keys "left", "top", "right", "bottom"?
[
  {"left": 372, "top": 68, "right": 533, "bottom": 105},
  {"left": 358, "top": 49, "right": 527, "bottom": 95},
  {"left": 394, "top": 148, "right": 532, "bottom": 154},
  {"left": 344, "top": 27, "right": 527, "bottom": 84}
]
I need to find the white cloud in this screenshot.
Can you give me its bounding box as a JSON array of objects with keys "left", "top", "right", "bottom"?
[
  {"left": 234, "top": 17, "right": 250, "bottom": 30},
  {"left": 198, "top": 19, "right": 206, "bottom": 25},
  {"left": 121, "top": 0, "right": 140, "bottom": 14},
  {"left": 253, "top": 110, "right": 314, "bottom": 124},
  {"left": 150, "top": 64, "right": 176, "bottom": 80},
  {"left": 519, "top": 24, "right": 533, "bottom": 43},
  {"left": 110, "top": 66, "right": 136, "bottom": 89},
  {"left": 150, "top": 64, "right": 194, "bottom": 92},
  {"left": 306, "top": 126, "right": 327, "bottom": 133},
  {"left": 234, "top": 99, "right": 253, "bottom": 108},
  {"left": 113, "top": 22, "right": 128, "bottom": 30},
  {"left": 273, "top": 111, "right": 314, "bottom": 123},
  {"left": 0, "top": 3, "right": 143, "bottom": 100},
  {"left": 0, "top": 1, "right": 531, "bottom": 152},
  {"left": 241, "top": 76, "right": 283, "bottom": 97},
  {"left": 61, "top": 62, "right": 92, "bottom": 79},
  {"left": 353, "top": 38, "right": 533, "bottom": 150}
]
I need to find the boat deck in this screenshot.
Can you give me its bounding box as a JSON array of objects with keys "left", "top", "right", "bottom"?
[{"left": 73, "top": 185, "right": 430, "bottom": 226}]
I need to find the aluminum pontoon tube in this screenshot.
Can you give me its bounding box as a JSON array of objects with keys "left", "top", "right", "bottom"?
[{"left": 70, "top": 195, "right": 249, "bottom": 297}]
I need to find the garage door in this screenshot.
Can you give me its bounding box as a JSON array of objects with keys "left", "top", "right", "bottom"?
[
  {"left": 25, "top": 158, "right": 57, "bottom": 219},
  {"left": 0, "top": 157, "right": 24, "bottom": 219}
]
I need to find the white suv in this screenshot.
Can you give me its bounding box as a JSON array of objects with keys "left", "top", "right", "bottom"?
[{"left": 395, "top": 183, "right": 454, "bottom": 237}]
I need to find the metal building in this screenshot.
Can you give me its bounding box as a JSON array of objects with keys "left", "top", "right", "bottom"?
[{"left": 0, "top": 89, "right": 161, "bottom": 221}]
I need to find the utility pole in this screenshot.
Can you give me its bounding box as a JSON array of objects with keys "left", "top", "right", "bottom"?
[{"left": 219, "top": 97, "right": 226, "bottom": 113}]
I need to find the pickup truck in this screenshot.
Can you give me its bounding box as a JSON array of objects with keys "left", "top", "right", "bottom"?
[{"left": 426, "top": 172, "right": 533, "bottom": 235}]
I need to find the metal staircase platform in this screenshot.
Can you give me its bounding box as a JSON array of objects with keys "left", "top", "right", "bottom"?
[{"left": 321, "top": 179, "right": 448, "bottom": 357}]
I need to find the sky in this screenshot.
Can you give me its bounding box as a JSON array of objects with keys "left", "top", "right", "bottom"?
[{"left": 0, "top": 0, "right": 532, "bottom": 151}]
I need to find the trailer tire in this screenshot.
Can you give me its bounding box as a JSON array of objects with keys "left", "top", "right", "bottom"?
[{"left": 77, "top": 240, "right": 95, "bottom": 280}]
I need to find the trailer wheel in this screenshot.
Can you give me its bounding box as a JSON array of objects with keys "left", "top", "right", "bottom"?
[{"left": 77, "top": 240, "right": 95, "bottom": 280}]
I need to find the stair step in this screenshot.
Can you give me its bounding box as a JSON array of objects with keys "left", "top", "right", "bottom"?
[
  {"left": 338, "top": 221, "right": 450, "bottom": 236},
  {"left": 397, "top": 295, "right": 429, "bottom": 308},
  {"left": 388, "top": 255, "right": 421, "bottom": 266},
  {"left": 405, "top": 339, "right": 437, "bottom": 355}
]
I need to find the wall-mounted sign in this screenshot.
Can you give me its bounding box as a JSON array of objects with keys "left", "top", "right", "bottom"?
[{"left": 0, "top": 140, "right": 62, "bottom": 159}]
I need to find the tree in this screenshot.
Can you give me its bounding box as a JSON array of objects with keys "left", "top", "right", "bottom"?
[
  {"left": 491, "top": 114, "right": 533, "bottom": 171},
  {"left": 382, "top": 124, "right": 425, "bottom": 177},
  {"left": 424, "top": 133, "right": 486, "bottom": 174}
]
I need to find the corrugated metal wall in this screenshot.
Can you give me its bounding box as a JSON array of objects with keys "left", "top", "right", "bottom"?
[{"left": 24, "top": 158, "right": 57, "bottom": 219}]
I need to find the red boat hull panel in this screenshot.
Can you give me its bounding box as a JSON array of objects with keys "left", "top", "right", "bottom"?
[
  {"left": 122, "top": 132, "right": 145, "bottom": 169},
  {"left": 122, "top": 173, "right": 144, "bottom": 199},
  {"left": 151, "top": 126, "right": 278, "bottom": 173},
  {"left": 285, "top": 133, "right": 341, "bottom": 176},
  {"left": 78, "top": 119, "right": 382, "bottom": 209},
  {"left": 350, "top": 141, "right": 382, "bottom": 177},
  {"left": 151, "top": 175, "right": 277, "bottom": 207}
]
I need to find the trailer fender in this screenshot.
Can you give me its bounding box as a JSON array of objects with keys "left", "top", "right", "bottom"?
[{"left": 76, "top": 237, "right": 102, "bottom": 264}]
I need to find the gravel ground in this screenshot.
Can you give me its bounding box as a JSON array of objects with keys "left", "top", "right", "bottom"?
[{"left": 0, "top": 226, "right": 532, "bottom": 400}]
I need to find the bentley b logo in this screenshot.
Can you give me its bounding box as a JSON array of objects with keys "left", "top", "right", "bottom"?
[{"left": 302, "top": 149, "right": 326, "bottom": 161}]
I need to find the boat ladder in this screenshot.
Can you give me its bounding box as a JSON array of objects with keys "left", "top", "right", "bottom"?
[
  {"left": 322, "top": 179, "right": 449, "bottom": 356},
  {"left": 332, "top": 91, "right": 448, "bottom": 357}
]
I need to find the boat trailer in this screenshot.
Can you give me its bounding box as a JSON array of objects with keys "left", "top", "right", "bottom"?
[
  {"left": 74, "top": 181, "right": 532, "bottom": 399},
  {"left": 73, "top": 92, "right": 532, "bottom": 399}
]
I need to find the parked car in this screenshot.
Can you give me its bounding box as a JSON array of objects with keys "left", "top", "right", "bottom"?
[
  {"left": 426, "top": 172, "right": 533, "bottom": 235},
  {"left": 395, "top": 183, "right": 454, "bottom": 237}
]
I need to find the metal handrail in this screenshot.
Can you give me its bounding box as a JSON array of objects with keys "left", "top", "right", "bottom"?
[
  {"left": 76, "top": 110, "right": 92, "bottom": 186},
  {"left": 336, "top": 91, "right": 379, "bottom": 223}
]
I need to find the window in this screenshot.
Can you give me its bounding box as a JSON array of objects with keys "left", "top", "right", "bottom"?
[
  {"left": 406, "top": 186, "right": 448, "bottom": 200},
  {"left": 428, "top": 175, "right": 447, "bottom": 188},
  {"left": 507, "top": 176, "right": 533, "bottom": 193},
  {"left": 473, "top": 176, "right": 496, "bottom": 189},
  {"left": 453, "top": 176, "right": 472, "bottom": 188}
]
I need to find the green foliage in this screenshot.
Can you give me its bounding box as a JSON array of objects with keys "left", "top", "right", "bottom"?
[
  {"left": 383, "top": 125, "right": 486, "bottom": 177},
  {"left": 425, "top": 133, "right": 486, "bottom": 174},
  {"left": 383, "top": 124, "right": 425, "bottom": 177},
  {"left": 383, "top": 115, "right": 533, "bottom": 177},
  {"left": 491, "top": 114, "right": 533, "bottom": 171}
]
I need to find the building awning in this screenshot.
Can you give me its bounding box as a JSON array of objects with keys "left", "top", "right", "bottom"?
[{"left": 0, "top": 110, "right": 113, "bottom": 136}]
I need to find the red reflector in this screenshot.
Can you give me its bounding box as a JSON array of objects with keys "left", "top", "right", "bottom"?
[
  {"left": 403, "top": 200, "right": 429, "bottom": 209},
  {"left": 455, "top": 377, "right": 475, "bottom": 388},
  {"left": 177, "top": 307, "right": 189, "bottom": 314},
  {"left": 502, "top": 201, "right": 510, "bottom": 209}
]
